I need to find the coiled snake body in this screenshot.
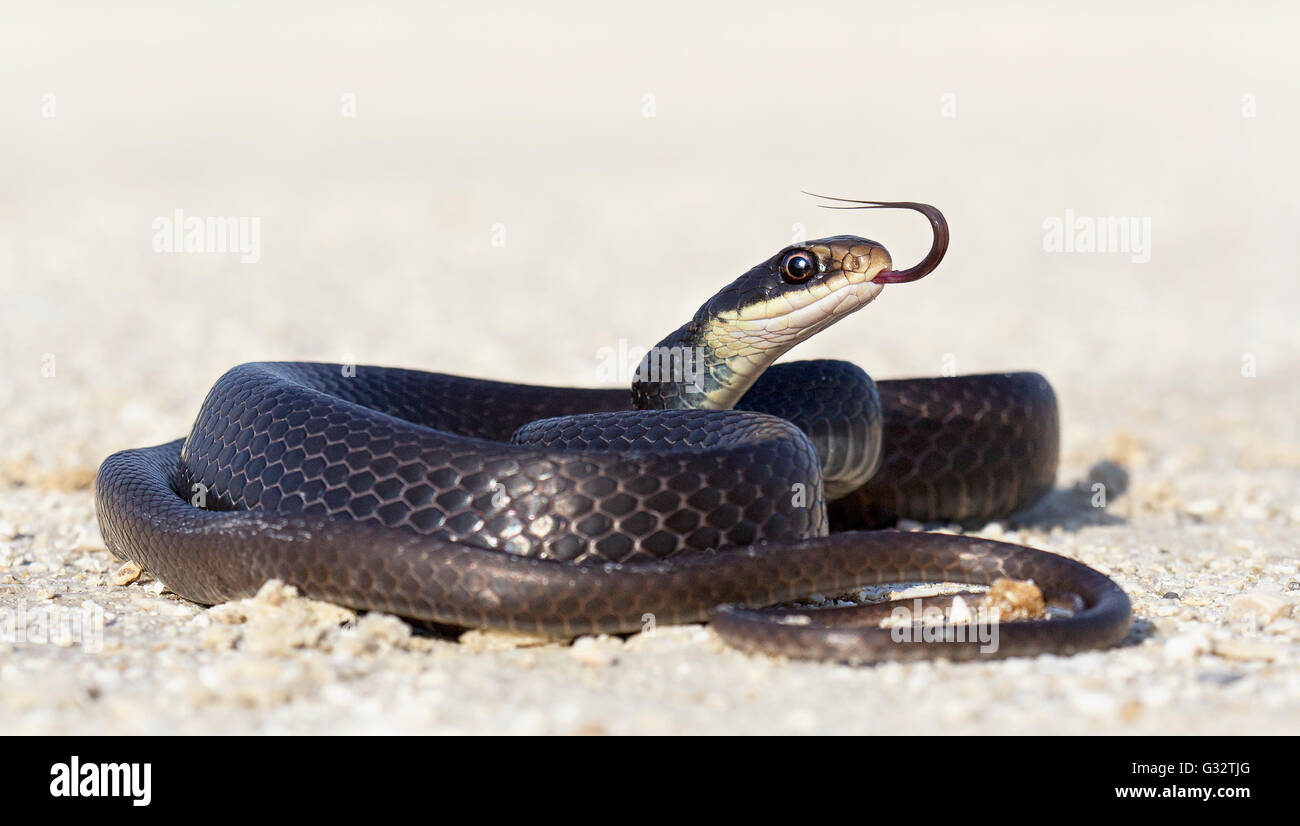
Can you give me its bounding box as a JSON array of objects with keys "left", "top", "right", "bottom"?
[{"left": 95, "top": 200, "right": 1131, "bottom": 662}]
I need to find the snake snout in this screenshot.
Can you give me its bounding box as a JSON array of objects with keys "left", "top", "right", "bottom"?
[{"left": 839, "top": 245, "right": 889, "bottom": 280}]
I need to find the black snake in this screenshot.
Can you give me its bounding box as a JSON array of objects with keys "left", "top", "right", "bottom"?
[{"left": 94, "top": 198, "right": 1132, "bottom": 662}]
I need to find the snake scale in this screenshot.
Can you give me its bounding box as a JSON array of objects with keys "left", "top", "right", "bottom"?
[{"left": 95, "top": 198, "right": 1132, "bottom": 662}]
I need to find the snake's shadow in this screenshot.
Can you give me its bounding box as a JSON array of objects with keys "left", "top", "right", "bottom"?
[
  {"left": 1005, "top": 460, "right": 1131, "bottom": 531},
  {"left": 1014, "top": 460, "right": 1159, "bottom": 650}
]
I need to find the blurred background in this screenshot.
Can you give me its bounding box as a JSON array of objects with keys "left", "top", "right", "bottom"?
[{"left": 1, "top": 1, "right": 1296, "bottom": 480}]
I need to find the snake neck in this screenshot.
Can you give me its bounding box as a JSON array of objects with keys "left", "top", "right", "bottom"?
[
  {"left": 631, "top": 315, "right": 786, "bottom": 411},
  {"left": 630, "top": 235, "right": 893, "bottom": 411}
]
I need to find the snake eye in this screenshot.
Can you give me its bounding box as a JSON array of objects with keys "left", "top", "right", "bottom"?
[{"left": 780, "top": 250, "right": 817, "bottom": 283}]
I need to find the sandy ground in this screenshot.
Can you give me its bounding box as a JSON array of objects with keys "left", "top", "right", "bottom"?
[{"left": 1, "top": 3, "right": 1298, "bottom": 734}]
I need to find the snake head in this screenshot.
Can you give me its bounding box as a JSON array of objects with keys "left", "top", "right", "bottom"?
[
  {"left": 702, "top": 235, "right": 892, "bottom": 346},
  {"left": 647, "top": 237, "right": 894, "bottom": 409},
  {"left": 638, "top": 200, "right": 948, "bottom": 411},
  {"left": 703, "top": 197, "right": 949, "bottom": 334}
]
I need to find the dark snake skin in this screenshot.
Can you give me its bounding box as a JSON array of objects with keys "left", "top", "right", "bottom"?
[{"left": 94, "top": 360, "right": 1132, "bottom": 662}]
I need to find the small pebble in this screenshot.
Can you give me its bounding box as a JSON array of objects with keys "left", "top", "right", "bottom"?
[
  {"left": 1184, "top": 499, "right": 1221, "bottom": 517},
  {"left": 1068, "top": 690, "right": 1121, "bottom": 718},
  {"left": 1240, "top": 504, "right": 1269, "bottom": 520},
  {"left": 1197, "top": 672, "right": 1244, "bottom": 686},
  {"left": 977, "top": 522, "right": 1004, "bottom": 539},
  {"left": 948, "top": 595, "right": 973, "bottom": 624},
  {"left": 1214, "top": 639, "right": 1282, "bottom": 662},
  {"left": 112, "top": 559, "right": 143, "bottom": 585},
  {"left": 1164, "top": 631, "right": 1212, "bottom": 662},
  {"left": 569, "top": 636, "right": 618, "bottom": 667},
  {"left": 1227, "top": 590, "right": 1294, "bottom": 624},
  {"left": 1265, "top": 618, "right": 1300, "bottom": 637}
]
